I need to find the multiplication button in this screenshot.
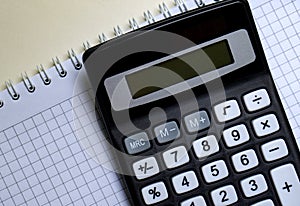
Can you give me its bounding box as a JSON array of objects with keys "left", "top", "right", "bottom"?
[
  {"left": 141, "top": 182, "right": 168, "bottom": 205},
  {"left": 124, "top": 132, "right": 151, "bottom": 154},
  {"left": 252, "top": 114, "right": 280, "bottom": 137}
]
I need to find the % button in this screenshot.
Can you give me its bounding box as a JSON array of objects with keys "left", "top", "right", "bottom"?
[
  {"left": 149, "top": 187, "right": 161, "bottom": 199},
  {"left": 142, "top": 182, "right": 168, "bottom": 204}
]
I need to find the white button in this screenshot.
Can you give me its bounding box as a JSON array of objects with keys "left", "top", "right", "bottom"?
[
  {"left": 193, "top": 135, "right": 219, "bottom": 158},
  {"left": 132, "top": 157, "right": 159, "bottom": 180},
  {"left": 240, "top": 174, "right": 268, "bottom": 197},
  {"left": 162, "top": 146, "right": 189, "bottom": 169},
  {"left": 243, "top": 89, "right": 271, "bottom": 112},
  {"left": 141, "top": 181, "right": 168, "bottom": 205},
  {"left": 180, "top": 196, "right": 207, "bottom": 206},
  {"left": 201, "top": 160, "right": 229, "bottom": 183},
  {"left": 172, "top": 171, "right": 199, "bottom": 194},
  {"left": 261, "top": 139, "right": 289, "bottom": 162},
  {"left": 213, "top": 100, "right": 241, "bottom": 122},
  {"left": 223, "top": 124, "right": 250, "bottom": 147},
  {"left": 211, "top": 185, "right": 238, "bottom": 206},
  {"left": 251, "top": 199, "right": 274, "bottom": 206},
  {"left": 231, "top": 149, "right": 259, "bottom": 172},
  {"left": 270, "top": 164, "right": 300, "bottom": 206},
  {"left": 252, "top": 114, "right": 280, "bottom": 137}
]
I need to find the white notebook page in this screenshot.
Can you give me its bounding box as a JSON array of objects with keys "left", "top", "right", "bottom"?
[{"left": 0, "top": 0, "right": 300, "bottom": 205}]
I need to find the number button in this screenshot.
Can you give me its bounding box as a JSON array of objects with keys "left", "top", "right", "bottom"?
[
  {"left": 180, "top": 196, "right": 207, "bottom": 206},
  {"left": 163, "top": 146, "right": 189, "bottom": 169},
  {"left": 211, "top": 185, "right": 238, "bottom": 206},
  {"left": 193, "top": 135, "right": 219, "bottom": 158},
  {"left": 240, "top": 174, "right": 268, "bottom": 197},
  {"left": 243, "top": 89, "right": 271, "bottom": 112},
  {"left": 132, "top": 157, "right": 159, "bottom": 180},
  {"left": 223, "top": 124, "right": 250, "bottom": 147},
  {"left": 261, "top": 139, "right": 289, "bottom": 162},
  {"left": 270, "top": 164, "right": 300, "bottom": 206},
  {"left": 231, "top": 149, "right": 259, "bottom": 172},
  {"left": 252, "top": 114, "right": 280, "bottom": 137},
  {"left": 172, "top": 171, "right": 199, "bottom": 194},
  {"left": 213, "top": 100, "right": 241, "bottom": 122},
  {"left": 251, "top": 199, "right": 274, "bottom": 206},
  {"left": 201, "top": 160, "right": 229, "bottom": 183},
  {"left": 141, "top": 182, "right": 168, "bottom": 205}
]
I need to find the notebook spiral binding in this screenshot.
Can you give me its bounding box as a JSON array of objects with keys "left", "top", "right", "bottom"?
[{"left": 0, "top": 0, "right": 219, "bottom": 106}]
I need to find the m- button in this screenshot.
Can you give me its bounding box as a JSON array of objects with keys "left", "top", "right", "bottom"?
[
  {"left": 154, "top": 121, "right": 180, "bottom": 144},
  {"left": 124, "top": 132, "right": 151, "bottom": 154}
]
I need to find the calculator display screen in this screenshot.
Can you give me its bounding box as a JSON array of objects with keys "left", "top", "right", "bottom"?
[{"left": 126, "top": 40, "right": 234, "bottom": 99}]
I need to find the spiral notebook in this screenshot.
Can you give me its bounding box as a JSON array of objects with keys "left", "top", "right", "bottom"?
[{"left": 0, "top": 0, "right": 299, "bottom": 205}]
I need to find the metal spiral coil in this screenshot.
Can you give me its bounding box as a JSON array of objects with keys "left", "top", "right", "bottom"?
[
  {"left": 159, "top": 3, "right": 172, "bottom": 18},
  {"left": 37, "top": 64, "right": 51, "bottom": 85},
  {"left": 114, "top": 26, "right": 123, "bottom": 37},
  {"left": 195, "top": 0, "right": 205, "bottom": 7},
  {"left": 52, "top": 57, "right": 67, "bottom": 78},
  {"left": 5, "top": 80, "right": 20, "bottom": 100},
  {"left": 144, "top": 10, "right": 155, "bottom": 24},
  {"left": 129, "top": 18, "right": 139, "bottom": 30},
  {"left": 22, "top": 72, "right": 35, "bottom": 93},
  {"left": 68, "top": 49, "right": 82, "bottom": 70},
  {"left": 0, "top": 100, "right": 3, "bottom": 108},
  {"left": 175, "top": 0, "right": 188, "bottom": 12}
]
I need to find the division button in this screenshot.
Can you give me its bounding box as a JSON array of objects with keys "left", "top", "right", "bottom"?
[
  {"left": 184, "top": 110, "right": 210, "bottom": 133},
  {"left": 154, "top": 121, "right": 180, "bottom": 144},
  {"left": 243, "top": 89, "right": 271, "bottom": 112},
  {"left": 124, "top": 132, "right": 151, "bottom": 154},
  {"left": 270, "top": 164, "right": 300, "bottom": 206}
]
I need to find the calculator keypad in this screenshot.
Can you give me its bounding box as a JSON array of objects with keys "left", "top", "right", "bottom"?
[{"left": 124, "top": 88, "right": 299, "bottom": 205}]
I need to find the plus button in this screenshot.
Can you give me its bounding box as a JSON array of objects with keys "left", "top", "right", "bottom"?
[{"left": 282, "top": 182, "right": 293, "bottom": 192}]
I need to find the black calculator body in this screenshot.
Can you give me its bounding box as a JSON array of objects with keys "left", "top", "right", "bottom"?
[{"left": 83, "top": 0, "right": 300, "bottom": 205}]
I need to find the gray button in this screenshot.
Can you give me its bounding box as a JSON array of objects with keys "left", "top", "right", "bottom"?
[
  {"left": 124, "top": 132, "right": 151, "bottom": 154},
  {"left": 154, "top": 121, "right": 180, "bottom": 144},
  {"left": 184, "top": 110, "right": 210, "bottom": 133}
]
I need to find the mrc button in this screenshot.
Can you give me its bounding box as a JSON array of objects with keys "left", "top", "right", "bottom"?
[{"left": 124, "top": 132, "right": 151, "bottom": 154}]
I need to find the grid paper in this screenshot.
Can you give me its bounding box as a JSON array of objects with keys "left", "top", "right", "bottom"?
[{"left": 1, "top": 0, "right": 300, "bottom": 205}]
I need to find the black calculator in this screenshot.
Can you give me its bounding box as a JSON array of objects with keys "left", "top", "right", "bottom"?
[{"left": 83, "top": 0, "right": 300, "bottom": 205}]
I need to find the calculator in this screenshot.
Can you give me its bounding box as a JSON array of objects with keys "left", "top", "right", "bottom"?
[{"left": 83, "top": 0, "right": 300, "bottom": 205}]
